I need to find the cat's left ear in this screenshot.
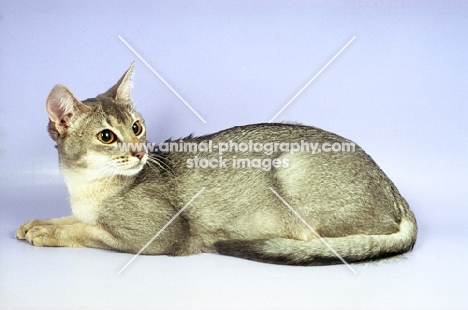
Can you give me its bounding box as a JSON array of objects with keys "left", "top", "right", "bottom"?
[{"left": 100, "top": 62, "right": 135, "bottom": 103}]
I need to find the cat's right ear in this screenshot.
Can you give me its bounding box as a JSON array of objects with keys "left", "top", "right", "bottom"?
[{"left": 46, "top": 85, "right": 89, "bottom": 140}]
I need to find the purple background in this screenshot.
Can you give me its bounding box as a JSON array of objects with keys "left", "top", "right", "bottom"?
[{"left": 1, "top": 1, "right": 467, "bottom": 309}]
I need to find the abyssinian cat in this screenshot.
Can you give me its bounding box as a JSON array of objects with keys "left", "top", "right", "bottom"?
[{"left": 16, "top": 63, "right": 417, "bottom": 265}]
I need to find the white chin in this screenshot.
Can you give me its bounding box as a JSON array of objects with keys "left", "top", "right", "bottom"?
[{"left": 119, "top": 164, "right": 144, "bottom": 176}]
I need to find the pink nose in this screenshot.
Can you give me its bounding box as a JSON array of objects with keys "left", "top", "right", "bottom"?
[{"left": 133, "top": 151, "right": 146, "bottom": 159}]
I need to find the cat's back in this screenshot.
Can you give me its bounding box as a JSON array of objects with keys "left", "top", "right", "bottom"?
[{"left": 193, "top": 122, "right": 352, "bottom": 144}]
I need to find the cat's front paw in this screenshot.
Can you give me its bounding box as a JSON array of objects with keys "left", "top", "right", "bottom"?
[
  {"left": 16, "top": 220, "right": 52, "bottom": 241},
  {"left": 24, "top": 225, "right": 59, "bottom": 247}
]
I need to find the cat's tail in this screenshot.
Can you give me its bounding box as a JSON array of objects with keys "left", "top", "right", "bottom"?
[{"left": 214, "top": 211, "right": 417, "bottom": 266}]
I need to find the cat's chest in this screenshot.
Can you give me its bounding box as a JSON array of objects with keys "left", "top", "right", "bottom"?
[
  {"left": 63, "top": 172, "right": 112, "bottom": 225},
  {"left": 69, "top": 191, "right": 102, "bottom": 225}
]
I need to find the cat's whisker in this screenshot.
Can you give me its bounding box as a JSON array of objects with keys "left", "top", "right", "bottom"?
[
  {"left": 147, "top": 153, "right": 166, "bottom": 168},
  {"left": 91, "top": 159, "right": 124, "bottom": 182},
  {"left": 147, "top": 153, "right": 175, "bottom": 177},
  {"left": 146, "top": 157, "right": 166, "bottom": 174},
  {"left": 145, "top": 160, "right": 159, "bottom": 175},
  {"left": 150, "top": 152, "right": 176, "bottom": 167}
]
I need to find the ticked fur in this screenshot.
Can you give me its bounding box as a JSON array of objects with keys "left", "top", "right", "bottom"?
[{"left": 16, "top": 64, "right": 417, "bottom": 265}]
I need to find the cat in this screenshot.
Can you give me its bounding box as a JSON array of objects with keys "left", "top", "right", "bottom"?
[{"left": 16, "top": 63, "right": 417, "bottom": 266}]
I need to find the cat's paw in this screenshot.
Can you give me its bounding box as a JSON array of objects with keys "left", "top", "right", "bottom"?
[
  {"left": 16, "top": 220, "right": 52, "bottom": 240},
  {"left": 23, "top": 225, "right": 59, "bottom": 247}
]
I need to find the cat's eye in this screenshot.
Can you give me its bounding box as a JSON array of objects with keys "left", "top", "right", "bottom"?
[
  {"left": 132, "top": 121, "right": 143, "bottom": 136},
  {"left": 97, "top": 129, "right": 116, "bottom": 144}
]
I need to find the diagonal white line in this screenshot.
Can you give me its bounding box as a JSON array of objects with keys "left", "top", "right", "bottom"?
[
  {"left": 118, "top": 35, "right": 207, "bottom": 124},
  {"left": 269, "top": 187, "right": 357, "bottom": 274},
  {"left": 268, "top": 36, "right": 356, "bottom": 123},
  {"left": 117, "top": 187, "right": 206, "bottom": 275}
]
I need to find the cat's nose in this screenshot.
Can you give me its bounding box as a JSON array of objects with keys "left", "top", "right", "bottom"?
[{"left": 133, "top": 151, "right": 146, "bottom": 160}]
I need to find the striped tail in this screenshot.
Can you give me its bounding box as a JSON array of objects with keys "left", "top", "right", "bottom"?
[{"left": 214, "top": 211, "right": 417, "bottom": 266}]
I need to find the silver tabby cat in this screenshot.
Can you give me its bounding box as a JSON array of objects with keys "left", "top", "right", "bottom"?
[{"left": 16, "top": 63, "right": 417, "bottom": 265}]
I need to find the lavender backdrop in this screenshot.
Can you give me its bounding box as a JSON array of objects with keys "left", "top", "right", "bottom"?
[{"left": 1, "top": 1, "right": 467, "bottom": 309}]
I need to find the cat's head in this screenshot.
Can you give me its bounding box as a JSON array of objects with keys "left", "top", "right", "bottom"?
[{"left": 46, "top": 63, "right": 148, "bottom": 180}]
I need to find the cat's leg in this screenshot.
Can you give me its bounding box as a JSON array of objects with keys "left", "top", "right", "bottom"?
[
  {"left": 16, "top": 217, "right": 119, "bottom": 250},
  {"left": 16, "top": 215, "right": 80, "bottom": 239}
]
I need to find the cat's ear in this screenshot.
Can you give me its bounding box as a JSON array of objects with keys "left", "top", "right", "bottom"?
[
  {"left": 99, "top": 62, "right": 135, "bottom": 103},
  {"left": 46, "top": 85, "right": 89, "bottom": 139}
]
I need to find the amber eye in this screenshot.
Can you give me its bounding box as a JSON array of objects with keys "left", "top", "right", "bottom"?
[
  {"left": 132, "top": 121, "right": 143, "bottom": 136},
  {"left": 97, "top": 129, "right": 116, "bottom": 144}
]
